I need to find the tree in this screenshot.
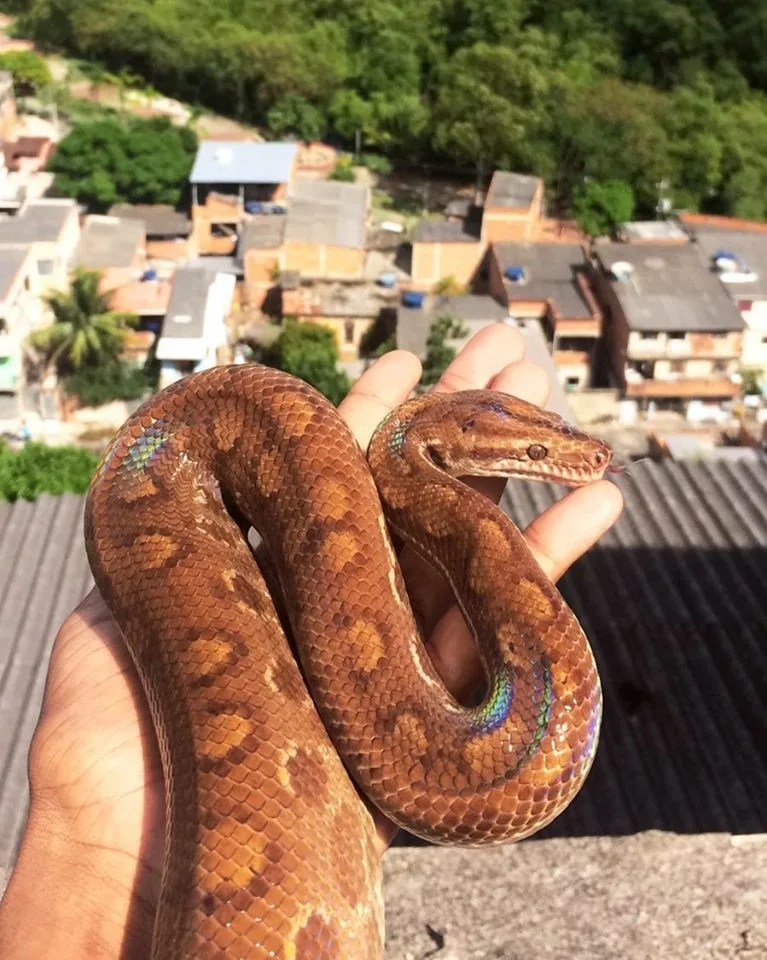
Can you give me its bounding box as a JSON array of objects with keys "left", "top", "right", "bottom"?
[
  {"left": 258, "top": 318, "right": 351, "bottom": 406},
  {"left": 0, "top": 51, "right": 52, "bottom": 95},
  {"left": 571, "top": 179, "right": 636, "bottom": 239},
  {"left": 64, "top": 359, "right": 150, "bottom": 407},
  {"left": 48, "top": 117, "right": 197, "bottom": 211},
  {"left": 420, "top": 314, "right": 469, "bottom": 389},
  {"left": 28, "top": 269, "right": 138, "bottom": 376},
  {"left": 0, "top": 440, "right": 98, "bottom": 502},
  {"left": 267, "top": 95, "right": 325, "bottom": 141}
]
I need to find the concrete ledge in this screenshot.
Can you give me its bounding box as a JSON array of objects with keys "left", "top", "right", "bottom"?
[{"left": 383, "top": 831, "right": 767, "bottom": 959}]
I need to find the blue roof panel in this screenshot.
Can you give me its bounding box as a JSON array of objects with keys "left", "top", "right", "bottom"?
[{"left": 190, "top": 141, "right": 298, "bottom": 185}]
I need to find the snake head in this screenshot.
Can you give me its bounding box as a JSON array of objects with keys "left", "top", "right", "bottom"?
[{"left": 414, "top": 391, "right": 614, "bottom": 488}]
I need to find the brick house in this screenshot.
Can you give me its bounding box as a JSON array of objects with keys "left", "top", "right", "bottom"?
[
  {"left": 488, "top": 242, "right": 602, "bottom": 391},
  {"left": 0, "top": 199, "right": 80, "bottom": 295},
  {"left": 410, "top": 213, "right": 484, "bottom": 292},
  {"left": 591, "top": 242, "right": 745, "bottom": 419},
  {"left": 240, "top": 179, "right": 369, "bottom": 307},
  {"left": 678, "top": 216, "right": 767, "bottom": 395},
  {"left": 107, "top": 203, "right": 194, "bottom": 264},
  {"left": 190, "top": 141, "right": 298, "bottom": 256},
  {"left": 480, "top": 171, "right": 544, "bottom": 244}
]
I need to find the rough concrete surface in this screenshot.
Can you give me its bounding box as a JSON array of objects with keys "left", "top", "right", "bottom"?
[{"left": 383, "top": 831, "right": 767, "bottom": 960}]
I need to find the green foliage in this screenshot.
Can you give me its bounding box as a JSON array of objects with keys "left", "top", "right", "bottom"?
[
  {"left": 64, "top": 358, "right": 150, "bottom": 407},
  {"left": 48, "top": 116, "right": 197, "bottom": 211},
  {"left": 28, "top": 268, "right": 138, "bottom": 375},
  {"left": 258, "top": 318, "right": 351, "bottom": 406},
  {"left": 572, "top": 179, "right": 636, "bottom": 239},
  {"left": 740, "top": 367, "right": 763, "bottom": 396},
  {"left": 0, "top": 50, "right": 51, "bottom": 94},
  {"left": 267, "top": 95, "right": 324, "bottom": 141},
  {"left": 0, "top": 440, "right": 98, "bottom": 502},
  {"left": 329, "top": 156, "right": 356, "bottom": 182},
  {"left": 16, "top": 0, "right": 767, "bottom": 217},
  {"left": 355, "top": 153, "right": 392, "bottom": 176},
  {"left": 433, "top": 276, "right": 467, "bottom": 296},
  {"left": 420, "top": 314, "right": 469, "bottom": 389}
]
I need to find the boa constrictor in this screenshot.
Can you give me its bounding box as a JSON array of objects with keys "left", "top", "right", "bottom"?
[{"left": 84, "top": 363, "right": 613, "bottom": 959}]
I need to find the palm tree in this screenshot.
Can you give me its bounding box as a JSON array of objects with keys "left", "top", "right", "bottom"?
[{"left": 29, "top": 268, "right": 138, "bottom": 376}]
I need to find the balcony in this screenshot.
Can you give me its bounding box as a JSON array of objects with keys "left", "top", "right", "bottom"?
[{"left": 625, "top": 377, "right": 740, "bottom": 399}]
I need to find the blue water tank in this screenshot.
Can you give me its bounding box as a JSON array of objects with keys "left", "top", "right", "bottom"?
[
  {"left": 245, "top": 202, "right": 264, "bottom": 214},
  {"left": 141, "top": 268, "right": 158, "bottom": 281},
  {"left": 402, "top": 290, "right": 425, "bottom": 308},
  {"left": 377, "top": 272, "right": 397, "bottom": 288},
  {"left": 504, "top": 265, "right": 525, "bottom": 282}
]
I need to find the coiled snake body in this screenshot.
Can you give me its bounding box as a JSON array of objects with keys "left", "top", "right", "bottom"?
[{"left": 84, "top": 364, "right": 613, "bottom": 959}]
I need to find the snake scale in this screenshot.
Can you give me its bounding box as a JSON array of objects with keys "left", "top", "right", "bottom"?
[{"left": 84, "top": 363, "right": 614, "bottom": 960}]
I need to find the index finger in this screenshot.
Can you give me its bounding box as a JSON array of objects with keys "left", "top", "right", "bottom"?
[{"left": 338, "top": 350, "right": 421, "bottom": 450}]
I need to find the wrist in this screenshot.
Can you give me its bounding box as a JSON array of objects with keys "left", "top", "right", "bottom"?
[{"left": 0, "top": 802, "right": 156, "bottom": 959}]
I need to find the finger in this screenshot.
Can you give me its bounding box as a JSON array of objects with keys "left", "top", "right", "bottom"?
[
  {"left": 338, "top": 350, "right": 421, "bottom": 450},
  {"left": 433, "top": 323, "right": 525, "bottom": 394},
  {"left": 524, "top": 480, "right": 624, "bottom": 582},
  {"left": 470, "top": 359, "right": 552, "bottom": 505}
]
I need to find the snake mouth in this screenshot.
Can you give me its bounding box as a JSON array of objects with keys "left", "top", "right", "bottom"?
[{"left": 507, "top": 462, "right": 611, "bottom": 487}]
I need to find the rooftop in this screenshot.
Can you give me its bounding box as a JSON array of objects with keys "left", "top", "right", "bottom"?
[
  {"left": 493, "top": 242, "right": 594, "bottom": 318},
  {"left": 240, "top": 215, "right": 286, "bottom": 251},
  {"left": 74, "top": 216, "right": 144, "bottom": 270},
  {"left": 190, "top": 140, "right": 298, "bottom": 185},
  {"left": 687, "top": 228, "right": 767, "bottom": 300},
  {"left": 619, "top": 220, "right": 689, "bottom": 244},
  {"left": 284, "top": 179, "right": 368, "bottom": 249},
  {"left": 107, "top": 204, "right": 192, "bottom": 238},
  {"left": 411, "top": 217, "right": 481, "bottom": 244},
  {"left": 485, "top": 171, "right": 541, "bottom": 210},
  {"left": 0, "top": 246, "right": 30, "bottom": 300},
  {"left": 0, "top": 199, "right": 76, "bottom": 245},
  {"left": 594, "top": 242, "right": 745, "bottom": 333},
  {"left": 159, "top": 267, "right": 213, "bottom": 342},
  {"left": 396, "top": 293, "right": 509, "bottom": 355}
]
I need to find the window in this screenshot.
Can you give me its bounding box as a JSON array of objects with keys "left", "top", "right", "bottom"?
[
  {"left": 344, "top": 320, "right": 355, "bottom": 344},
  {"left": 557, "top": 336, "right": 593, "bottom": 352},
  {"left": 668, "top": 331, "right": 685, "bottom": 340},
  {"left": 566, "top": 376, "right": 580, "bottom": 391},
  {"left": 668, "top": 361, "right": 684, "bottom": 374},
  {"left": 737, "top": 299, "right": 753, "bottom": 313},
  {"left": 712, "top": 360, "right": 728, "bottom": 374},
  {"left": 37, "top": 259, "right": 54, "bottom": 276},
  {"left": 639, "top": 331, "right": 657, "bottom": 341}
]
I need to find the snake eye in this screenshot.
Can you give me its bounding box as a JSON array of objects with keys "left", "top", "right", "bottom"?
[
  {"left": 527, "top": 444, "right": 548, "bottom": 461},
  {"left": 461, "top": 418, "right": 476, "bottom": 432}
]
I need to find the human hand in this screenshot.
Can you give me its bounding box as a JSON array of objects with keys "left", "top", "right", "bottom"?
[{"left": 0, "top": 325, "right": 622, "bottom": 959}]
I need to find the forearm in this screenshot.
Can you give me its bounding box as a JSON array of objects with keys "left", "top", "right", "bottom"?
[{"left": 0, "top": 803, "right": 155, "bottom": 959}]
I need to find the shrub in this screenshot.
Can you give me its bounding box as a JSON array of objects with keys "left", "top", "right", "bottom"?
[
  {"left": 0, "top": 440, "right": 98, "bottom": 502},
  {"left": 65, "top": 359, "right": 150, "bottom": 407}
]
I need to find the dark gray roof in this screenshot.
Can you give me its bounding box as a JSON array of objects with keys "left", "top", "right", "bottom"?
[
  {"left": 74, "top": 216, "right": 144, "bottom": 269},
  {"left": 688, "top": 228, "right": 767, "bottom": 299},
  {"left": 595, "top": 243, "right": 745, "bottom": 333},
  {"left": 3, "top": 458, "right": 767, "bottom": 887},
  {"left": 161, "top": 267, "right": 213, "bottom": 340},
  {"left": 396, "top": 295, "right": 507, "bottom": 356},
  {"left": 0, "top": 246, "right": 30, "bottom": 299},
  {"left": 107, "top": 204, "right": 191, "bottom": 238},
  {"left": 284, "top": 180, "right": 368, "bottom": 248},
  {"left": 187, "top": 256, "right": 243, "bottom": 278},
  {"left": 485, "top": 171, "right": 541, "bottom": 210},
  {"left": 240, "top": 216, "right": 286, "bottom": 251},
  {"left": 412, "top": 218, "right": 481, "bottom": 243},
  {"left": 494, "top": 243, "right": 593, "bottom": 318},
  {"left": 0, "top": 200, "right": 76, "bottom": 245},
  {"left": 190, "top": 141, "right": 297, "bottom": 185}
]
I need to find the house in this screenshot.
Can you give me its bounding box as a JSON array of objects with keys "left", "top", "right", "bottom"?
[
  {"left": 618, "top": 220, "right": 689, "bottom": 245},
  {"left": 0, "top": 71, "right": 17, "bottom": 145},
  {"left": 190, "top": 141, "right": 298, "bottom": 255},
  {"left": 0, "top": 198, "right": 80, "bottom": 294},
  {"left": 0, "top": 246, "right": 41, "bottom": 394},
  {"left": 75, "top": 213, "right": 147, "bottom": 289},
  {"left": 488, "top": 243, "right": 602, "bottom": 392},
  {"left": 395, "top": 292, "right": 574, "bottom": 419},
  {"left": 280, "top": 274, "right": 398, "bottom": 363},
  {"left": 107, "top": 203, "right": 194, "bottom": 263},
  {"left": 410, "top": 212, "right": 484, "bottom": 292},
  {"left": 154, "top": 266, "right": 236, "bottom": 389},
  {"left": 3, "top": 137, "right": 54, "bottom": 175},
  {"left": 240, "top": 179, "right": 369, "bottom": 307},
  {"left": 480, "top": 171, "right": 544, "bottom": 244},
  {"left": 591, "top": 243, "right": 745, "bottom": 419},
  {"left": 678, "top": 218, "right": 767, "bottom": 395}
]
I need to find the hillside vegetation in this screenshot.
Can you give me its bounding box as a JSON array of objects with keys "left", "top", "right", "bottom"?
[{"left": 8, "top": 1, "right": 767, "bottom": 218}]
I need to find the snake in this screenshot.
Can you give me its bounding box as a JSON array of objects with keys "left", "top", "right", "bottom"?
[{"left": 83, "top": 362, "right": 614, "bottom": 960}]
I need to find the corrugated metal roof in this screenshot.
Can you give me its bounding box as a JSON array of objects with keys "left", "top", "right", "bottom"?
[
  {"left": 494, "top": 242, "right": 593, "bottom": 319},
  {"left": 107, "top": 204, "right": 192, "bottom": 238},
  {"left": 691, "top": 227, "right": 767, "bottom": 299},
  {"left": 190, "top": 141, "right": 298, "bottom": 185},
  {"left": 159, "top": 266, "right": 213, "bottom": 341},
  {"left": 595, "top": 243, "right": 746, "bottom": 333},
  {"left": 2, "top": 460, "right": 766, "bottom": 885},
  {"left": 0, "top": 246, "right": 30, "bottom": 299},
  {"left": 412, "top": 218, "right": 481, "bottom": 243}
]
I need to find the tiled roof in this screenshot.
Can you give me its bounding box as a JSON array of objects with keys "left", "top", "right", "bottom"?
[
  {"left": 493, "top": 242, "right": 594, "bottom": 319},
  {"left": 412, "top": 218, "right": 481, "bottom": 244},
  {"left": 190, "top": 141, "right": 297, "bottom": 185},
  {"left": 285, "top": 180, "right": 368, "bottom": 249},
  {"left": 107, "top": 204, "right": 191, "bottom": 238},
  {"left": 688, "top": 228, "right": 767, "bottom": 299},
  {"left": 2, "top": 459, "right": 767, "bottom": 887},
  {"left": 594, "top": 242, "right": 746, "bottom": 333}
]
